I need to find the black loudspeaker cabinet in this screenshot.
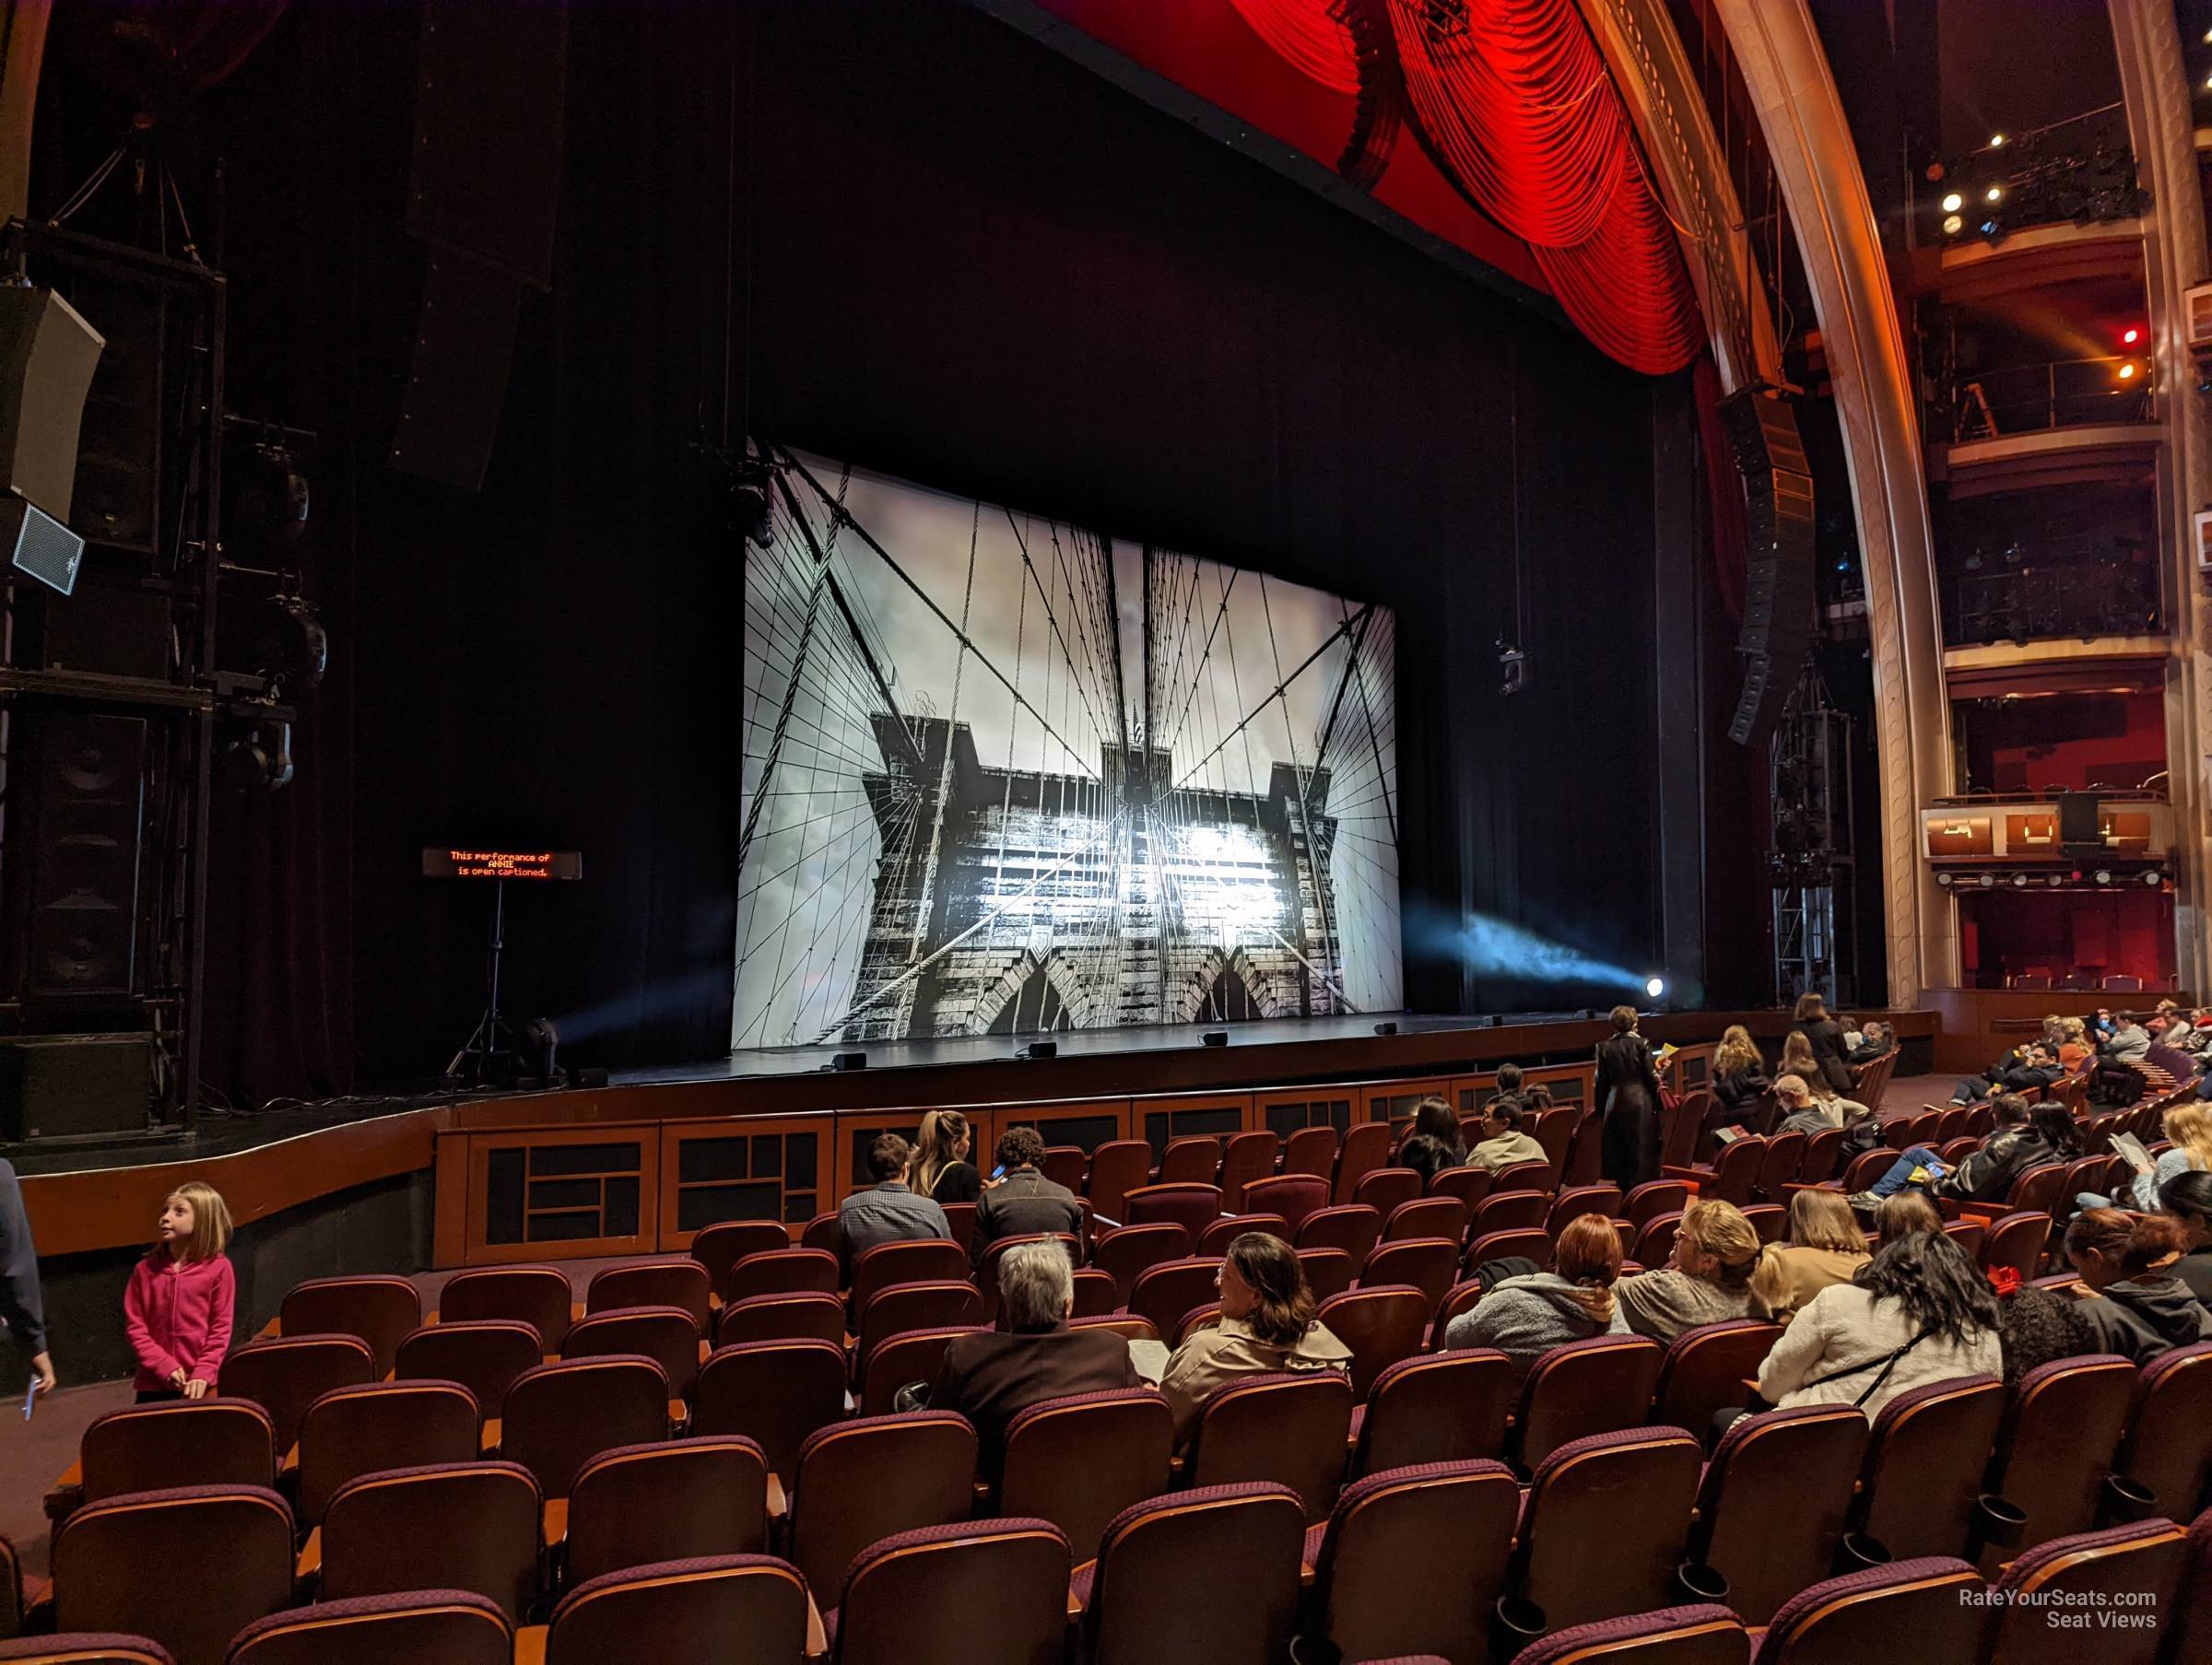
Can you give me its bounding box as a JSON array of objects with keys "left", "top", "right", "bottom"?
[
  {"left": 1721, "top": 391, "right": 1817, "bottom": 745},
  {"left": 0, "top": 1033, "right": 154, "bottom": 1142},
  {"left": 3, "top": 710, "right": 148, "bottom": 999},
  {"left": 2059, "top": 791, "right": 2102, "bottom": 853}
]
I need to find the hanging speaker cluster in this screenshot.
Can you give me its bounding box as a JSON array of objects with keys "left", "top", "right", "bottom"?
[{"left": 1721, "top": 389, "right": 1818, "bottom": 746}]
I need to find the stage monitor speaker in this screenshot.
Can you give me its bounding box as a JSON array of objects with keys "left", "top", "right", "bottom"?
[
  {"left": 41, "top": 271, "right": 168, "bottom": 554},
  {"left": 0, "top": 1033, "right": 153, "bottom": 1142},
  {"left": 31, "top": 580, "right": 171, "bottom": 679},
  {"left": 1720, "top": 390, "right": 1816, "bottom": 746},
  {"left": 2059, "top": 791, "right": 2101, "bottom": 851},
  {"left": 0, "top": 284, "right": 104, "bottom": 522},
  {"left": 6, "top": 711, "right": 148, "bottom": 999}
]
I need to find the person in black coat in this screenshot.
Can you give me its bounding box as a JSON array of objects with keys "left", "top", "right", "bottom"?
[
  {"left": 1790, "top": 993, "right": 1853, "bottom": 1096},
  {"left": 1595, "top": 1004, "right": 1662, "bottom": 1190}
]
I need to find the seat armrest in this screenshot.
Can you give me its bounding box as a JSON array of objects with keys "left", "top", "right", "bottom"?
[{"left": 514, "top": 1624, "right": 547, "bottom": 1665}]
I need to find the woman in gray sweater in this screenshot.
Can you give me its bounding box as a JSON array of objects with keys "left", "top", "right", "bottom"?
[{"left": 1445, "top": 1214, "right": 1629, "bottom": 1381}]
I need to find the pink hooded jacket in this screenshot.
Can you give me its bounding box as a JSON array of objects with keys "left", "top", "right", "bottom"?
[{"left": 124, "top": 1252, "right": 236, "bottom": 1392}]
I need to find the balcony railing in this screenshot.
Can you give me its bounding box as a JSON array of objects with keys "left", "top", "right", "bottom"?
[
  {"left": 1937, "top": 356, "right": 2152, "bottom": 444},
  {"left": 1929, "top": 104, "right": 2142, "bottom": 245},
  {"left": 1942, "top": 556, "right": 2163, "bottom": 648}
]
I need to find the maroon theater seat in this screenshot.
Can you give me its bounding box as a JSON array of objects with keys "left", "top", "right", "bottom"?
[
  {"left": 546, "top": 1555, "right": 810, "bottom": 1665},
  {"left": 1296, "top": 1204, "right": 1384, "bottom": 1270},
  {"left": 279, "top": 1277, "right": 421, "bottom": 1377},
  {"left": 1123, "top": 1183, "right": 1223, "bottom": 1240},
  {"left": 1156, "top": 1137, "right": 1222, "bottom": 1188},
  {"left": 1466, "top": 1228, "right": 1554, "bottom": 1272},
  {"left": 725, "top": 1248, "right": 840, "bottom": 1303},
  {"left": 560, "top": 1306, "right": 700, "bottom": 1401},
  {"left": 998, "top": 1389, "right": 1173, "bottom": 1565},
  {"left": 1630, "top": 1213, "right": 1683, "bottom": 1269},
  {"left": 435, "top": 1266, "right": 573, "bottom": 1348},
  {"left": 1218, "top": 1131, "right": 1280, "bottom": 1208},
  {"left": 688, "top": 1222, "right": 791, "bottom": 1302},
  {"left": 564, "top": 1437, "right": 769, "bottom": 1588},
  {"left": 0, "top": 1639, "right": 175, "bottom": 1665},
  {"left": 1334, "top": 1124, "right": 1395, "bottom": 1204},
  {"left": 713, "top": 1291, "right": 846, "bottom": 1350},
  {"left": 856, "top": 1326, "right": 980, "bottom": 1417},
  {"left": 831, "top": 1519, "right": 1069, "bottom": 1665},
  {"left": 1431, "top": 1167, "right": 1493, "bottom": 1210},
  {"left": 218, "top": 1336, "right": 375, "bottom": 1455},
  {"left": 1091, "top": 1224, "right": 1192, "bottom": 1304},
  {"left": 852, "top": 1281, "right": 981, "bottom": 1378},
  {"left": 498, "top": 1355, "right": 670, "bottom": 1498},
  {"left": 318, "top": 1461, "right": 540, "bottom": 1621},
  {"left": 1352, "top": 1167, "right": 1422, "bottom": 1217},
  {"left": 1352, "top": 1351, "right": 1513, "bottom": 1477},
  {"left": 1280, "top": 1127, "right": 1339, "bottom": 1180},
  {"left": 786, "top": 1413, "right": 977, "bottom": 1604},
  {"left": 1125, "top": 1258, "right": 1222, "bottom": 1340},
  {"left": 1688, "top": 1405, "right": 1868, "bottom": 1627},
  {"left": 1297, "top": 1247, "right": 1357, "bottom": 1303},
  {"left": 295, "top": 1379, "right": 480, "bottom": 1525},
  {"left": 1384, "top": 1196, "right": 1468, "bottom": 1246},
  {"left": 1489, "top": 1160, "right": 1553, "bottom": 1197},
  {"left": 1040, "top": 1147, "right": 1088, "bottom": 1193},
  {"left": 1471, "top": 1190, "right": 1550, "bottom": 1238},
  {"left": 226, "top": 1590, "right": 512, "bottom": 1665},
  {"left": 1357, "top": 1241, "right": 1458, "bottom": 1314},
  {"left": 1086, "top": 1141, "right": 1156, "bottom": 1228},
  {"left": 2170, "top": 1505, "right": 2212, "bottom": 1665},
  {"left": 1307, "top": 1460, "right": 1518, "bottom": 1665},
  {"left": 1977, "top": 1212, "right": 2051, "bottom": 1284},
  {"left": 1981, "top": 1354, "right": 2136, "bottom": 1567},
  {"left": 1507, "top": 1604, "right": 1747, "bottom": 1665},
  {"left": 585, "top": 1260, "right": 712, "bottom": 1334},
  {"left": 1508, "top": 1429, "right": 1701, "bottom": 1636},
  {"left": 53, "top": 1486, "right": 294, "bottom": 1665},
  {"left": 1198, "top": 1214, "right": 1290, "bottom": 1256},
  {"left": 1185, "top": 1371, "right": 1353, "bottom": 1524},
  {"left": 1851, "top": 1376, "right": 2006, "bottom": 1562},
  {"left": 1753, "top": 1133, "right": 1805, "bottom": 1204},
  {"left": 1317, "top": 1285, "right": 1430, "bottom": 1397},
  {"left": 1650, "top": 1321, "right": 1784, "bottom": 1440},
  {"left": 692, "top": 1340, "right": 844, "bottom": 1483},
  {"left": 1543, "top": 1186, "right": 1622, "bottom": 1239},
  {"left": 78, "top": 1402, "right": 276, "bottom": 1507},
  {"left": 1514, "top": 1335, "right": 1664, "bottom": 1472},
  {"left": 1982, "top": 1518, "right": 2188, "bottom": 1665},
  {"left": 1748, "top": 1557, "right": 1984, "bottom": 1665},
  {"left": 800, "top": 1213, "right": 840, "bottom": 1253},
  {"left": 2114, "top": 1339, "right": 2212, "bottom": 1519},
  {"left": 1244, "top": 1173, "right": 1331, "bottom": 1230},
  {"left": 1077, "top": 1483, "right": 1305, "bottom": 1665},
  {"left": 394, "top": 1321, "right": 542, "bottom": 1414},
  {"left": 848, "top": 1239, "right": 969, "bottom": 1317}
]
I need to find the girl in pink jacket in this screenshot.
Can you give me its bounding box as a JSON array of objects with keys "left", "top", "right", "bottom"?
[{"left": 123, "top": 1182, "right": 236, "bottom": 1401}]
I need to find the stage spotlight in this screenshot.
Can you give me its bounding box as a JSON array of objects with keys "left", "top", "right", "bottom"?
[
  {"left": 1936, "top": 871, "right": 1955, "bottom": 887},
  {"left": 2012, "top": 873, "right": 2030, "bottom": 888},
  {"left": 219, "top": 719, "right": 294, "bottom": 792},
  {"left": 2145, "top": 870, "right": 2165, "bottom": 887},
  {"left": 1989, "top": 133, "right": 2006, "bottom": 147},
  {"left": 2119, "top": 361, "right": 2139, "bottom": 381},
  {"left": 1984, "top": 184, "right": 2004, "bottom": 203},
  {"left": 1978, "top": 873, "right": 1995, "bottom": 887},
  {"left": 2048, "top": 874, "right": 2065, "bottom": 887},
  {"left": 1943, "top": 215, "right": 1964, "bottom": 235},
  {"left": 521, "top": 1016, "right": 560, "bottom": 1083},
  {"left": 1940, "top": 192, "right": 1963, "bottom": 213},
  {"left": 253, "top": 592, "right": 328, "bottom": 696},
  {"left": 1645, "top": 976, "right": 1666, "bottom": 1000},
  {"left": 2094, "top": 869, "right": 2113, "bottom": 885},
  {"left": 2123, "top": 326, "right": 2142, "bottom": 346}
]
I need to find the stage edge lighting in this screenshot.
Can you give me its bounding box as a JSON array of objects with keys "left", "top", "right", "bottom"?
[
  {"left": 1645, "top": 977, "right": 1666, "bottom": 1000},
  {"left": 1940, "top": 192, "right": 1963, "bottom": 213}
]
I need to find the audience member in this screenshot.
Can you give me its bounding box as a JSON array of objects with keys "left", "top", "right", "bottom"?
[
  {"left": 1772, "top": 1073, "right": 1843, "bottom": 1139},
  {"left": 1711, "top": 1026, "right": 1771, "bottom": 1116},
  {"left": 2077, "top": 1102, "right": 2212, "bottom": 1214},
  {"left": 1772, "top": 1189, "right": 1870, "bottom": 1315},
  {"left": 1594, "top": 1004, "right": 1663, "bottom": 1190},
  {"left": 1789, "top": 991, "right": 1854, "bottom": 1096},
  {"left": 0, "top": 1160, "right": 54, "bottom": 1397},
  {"left": 2158, "top": 1170, "right": 2212, "bottom": 1304},
  {"left": 1396, "top": 1132, "right": 1455, "bottom": 1190},
  {"left": 1995, "top": 1284, "right": 2099, "bottom": 1385},
  {"left": 1443, "top": 1214, "right": 1628, "bottom": 1382},
  {"left": 1488, "top": 1062, "right": 1527, "bottom": 1117},
  {"left": 1755, "top": 1228, "right": 2002, "bottom": 1420},
  {"left": 1468, "top": 1098, "right": 1547, "bottom": 1174},
  {"left": 2105, "top": 1013, "right": 2151, "bottom": 1064},
  {"left": 833, "top": 1133, "right": 950, "bottom": 1281},
  {"left": 2056, "top": 1016, "right": 2092, "bottom": 1071},
  {"left": 124, "top": 1182, "right": 236, "bottom": 1403},
  {"left": 970, "top": 1126, "right": 1083, "bottom": 1267},
  {"left": 1948, "top": 1039, "right": 2061, "bottom": 1105},
  {"left": 2146, "top": 1027, "right": 2198, "bottom": 1085},
  {"left": 1877, "top": 1190, "right": 1941, "bottom": 1244},
  {"left": 1158, "top": 1232, "right": 1348, "bottom": 1449},
  {"left": 1780, "top": 1033, "right": 1872, "bottom": 1122},
  {"left": 1407, "top": 1095, "right": 1467, "bottom": 1166},
  {"left": 1615, "top": 1200, "right": 1787, "bottom": 1342},
  {"left": 931, "top": 1239, "right": 1140, "bottom": 1472},
  {"left": 2060, "top": 1210, "right": 2212, "bottom": 1362},
  {"left": 1844, "top": 1019, "right": 1895, "bottom": 1067},
  {"left": 906, "top": 1109, "right": 982, "bottom": 1204},
  {"left": 1851, "top": 1096, "right": 2074, "bottom": 1212}
]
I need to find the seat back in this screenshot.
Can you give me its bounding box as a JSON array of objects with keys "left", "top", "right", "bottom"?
[
  {"left": 1197, "top": 1214, "right": 1289, "bottom": 1256},
  {"left": 1217, "top": 1131, "right": 1279, "bottom": 1208},
  {"left": 565, "top": 1437, "right": 769, "bottom": 1588},
  {"left": 1491, "top": 1159, "right": 1554, "bottom": 1196},
  {"left": 1294, "top": 1204, "right": 1383, "bottom": 1268},
  {"left": 1753, "top": 1556, "right": 1986, "bottom": 1665},
  {"left": 834, "top": 1519, "right": 1070, "bottom": 1665},
  {"left": 1471, "top": 1190, "right": 1550, "bottom": 1238},
  {"left": 297, "top": 1380, "right": 480, "bottom": 1524},
  {"left": 939, "top": 1202, "right": 977, "bottom": 1254},
  {"left": 279, "top": 1277, "right": 422, "bottom": 1377},
  {"left": 1940, "top": 1219, "right": 1985, "bottom": 1260},
  {"left": 724, "top": 1247, "right": 840, "bottom": 1302},
  {"left": 1333, "top": 1123, "right": 1394, "bottom": 1203},
  {"left": 559, "top": 1306, "right": 701, "bottom": 1400},
  {"left": 546, "top": 1555, "right": 809, "bottom": 1665},
  {"left": 1353, "top": 1351, "right": 1513, "bottom": 1476},
  {"left": 1242, "top": 1173, "right": 1330, "bottom": 1229},
  {"left": 1795, "top": 1127, "right": 1847, "bottom": 1185},
  {"left": 1430, "top": 1166, "right": 1493, "bottom": 1209},
  {"left": 1155, "top": 1138, "right": 1222, "bottom": 1187},
  {"left": 688, "top": 1221, "right": 791, "bottom": 1302},
  {"left": 1652, "top": 1321, "right": 1786, "bottom": 1439},
  {"left": 1086, "top": 1140, "right": 1156, "bottom": 1228},
  {"left": 1123, "top": 1182, "right": 1223, "bottom": 1239},
  {"left": 1279, "top": 1125, "right": 1338, "bottom": 1179},
  {"left": 2171, "top": 1504, "right": 2212, "bottom": 1665},
  {"left": 1978, "top": 1212, "right": 2054, "bottom": 1284},
  {"left": 800, "top": 1213, "right": 839, "bottom": 1252},
  {"left": 218, "top": 1335, "right": 375, "bottom": 1453},
  {"left": 2006, "top": 1163, "right": 2068, "bottom": 1218},
  {"left": 80, "top": 1402, "right": 276, "bottom": 1506},
  {"left": 1544, "top": 1185, "right": 1622, "bottom": 1239},
  {"left": 2116, "top": 1339, "right": 2212, "bottom": 1519},
  {"left": 1855, "top": 1376, "right": 2006, "bottom": 1561},
  {"left": 1690, "top": 1404, "right": 1868, "bottom": 1626},
  {"left": 394, "top": 1322, "right": 542, "bottom": 1415},
  {"left": 1983, "top": 1519, "right": 2189, "bottom": 1664},
  {"left": 853, "top": 1281, "right": 982, "bottom": 1371},
  {"left": 1315, "top": 1285, "right": 1430, "bottom": 1396},
  {"left": 691, "top": 1340, "right": 844, "bottom": 1481},
  {"left": 1531, "top": 1107, "right": 1580, "bottom": 1184},
  {"left": 1296, "top": 1247, "right": 1356, "bottom": 1302},
  {"left": 1700, "top": 1137, "right": 1765, "bottom": 1207},
  {"left": 227, "top": 1589, "right": 513, "bottom": 1665},
  {"left": 1091, "top": 1223, "right": 1192, "bottom": 1303},
  {"left": 856, "top": 1326, "right": 981, "bottom": 1417},
  {"left": 1630, "top": 1211, "right": 1684, "bottom": 1269},
  {"left": 1038, "top": 1146, "right": 1088, "bottom": 1192},
  {"left": 0, "top": 1636, "right": 176, "bottom": 1665},
  {"left": 1562, "top": 1110, "right": 1609, "bottom": 1190},
  {"left": 1515, "top": 1335, "right": 1665, "bottom": 1472},
  {"left": 1468, "top": 1226, "right": 1555, "bottom": 1271},
  {"left": 1840, "top": 1148, "right": 1896, "bottom": 1192},
  {"left": 713, "top": 1291, "right": 846, "bottom": 1349},
  {"left": 1986, "top": 1354, "right": 2136, "bottom": 1561},
  {"left": 1082, "top": 1483, "right": 1306, "bottom": 1665},
  {"left": 1311, "top": 1460, "right": 1519, "bottom": 1665},
  {"left": 435, "top": 1266, "right": 573, "bottom": 1347},
  {"left": 1517, "top": 1429, "right": 1701, "bottom": 1633},
  {"left": 584, "top": 1260, "right": 711, "bottom": 1333},
  {"left": 1755, "top": 1132, "right": 1806, "bottom": 1201},
  {"left": 1126, "top": 1258, "right": 1223, "bottom": 1340},
  {"left": 499, "top": 1355, "right": 669, "bottom": 1498},
  {"left": 1187, "top": 1371, "right": 1354, "bottom": 1523},
  {"left": 1357, "top": 1240, "right": 1457, "bottom": 1313},
  {"left": 1350, "top": 1167, "right": 1421, "bottom": 1217},
  {"left": 848, "top": 1238, "right": 969, "bottom": 1314},
  {"left": 53, "top": 1486, "right": 294, "bottom": 1665},
  {"left": 1510, "top": 1605, "right": 1747, "bottom": 1665},
  {"left": 999, "top": 1389, "right": 1173, "bottom": 1565},
  {"left": 321, "top": 1461, "right": 540, "bottom": 1621},
  {"left": 788, "top": 1412, "right": 976, "bottom": 1601},
  {"left": 1383, "top": 1195, "right": 1468, "bottom": 1246}
]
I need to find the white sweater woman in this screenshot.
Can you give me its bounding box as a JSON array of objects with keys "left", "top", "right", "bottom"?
[{"left": 1756, "top": 1279, "right": 2002, "bottom": 1420}]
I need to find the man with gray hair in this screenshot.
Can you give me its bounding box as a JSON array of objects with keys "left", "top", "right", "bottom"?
[{"left": 929, "top": 1237, "right": 1142, "bottom": 1474}]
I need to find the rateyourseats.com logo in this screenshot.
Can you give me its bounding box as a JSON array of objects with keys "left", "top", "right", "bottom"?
[{"left": 1959, "top": 1588, "right": 2159, "bottom": 1631}]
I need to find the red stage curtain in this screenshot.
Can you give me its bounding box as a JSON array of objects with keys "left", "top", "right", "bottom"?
[
  {"left": 1527, "top": 143, "right": 1705, "bottom": 374},
  {"left": 1224, "top": 0, "right": 1362, "bottom": 91}
]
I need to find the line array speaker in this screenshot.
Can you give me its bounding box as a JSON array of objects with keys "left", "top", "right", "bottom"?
[
  {"left": 4, "top": 711, "right": 148, "bottom": 1000},
  {"left": 0, "top": 283, "right": 104, "bottom": 522},
  {"left": 1721, "top": 390, "right": 1817, "bottom": 746}
]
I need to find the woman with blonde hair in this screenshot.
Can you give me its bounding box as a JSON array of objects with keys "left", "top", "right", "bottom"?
[
  {"left": 1444, "top": 1214, "right": 1629, "bottom": 1383},
  {"left": 905, "top": 1109, "right": 982, "bottom": 1204},
  {"left": 2057, "top": 1016, "right": 2091, "bottom": 1072},
  {"left": 1708, "top": 1026, "right": 1771, "bottom": 1147},
  {"left": 1616, "top": 1200, "right": 1790, "bottom": 1342},
  {"left": 1773, "top": 1189, "right": 1870, "bottom": 1314},
  {"left": 2119, "top": 1102, "right": 2212, "bottom": 1212}
]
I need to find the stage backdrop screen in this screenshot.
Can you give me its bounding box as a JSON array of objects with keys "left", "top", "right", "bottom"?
[{"left": 735, "top": 450, "right": 1400, "bottom": 1049}]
